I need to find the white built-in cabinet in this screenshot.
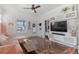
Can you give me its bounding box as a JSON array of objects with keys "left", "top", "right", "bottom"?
[{"left": 49, "top": 11, "right": 77, "bottom": 47}]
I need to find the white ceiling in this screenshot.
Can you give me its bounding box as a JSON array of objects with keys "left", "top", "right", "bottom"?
[{"left": 0, "top": 4, "right": 62, "bottom": 15}]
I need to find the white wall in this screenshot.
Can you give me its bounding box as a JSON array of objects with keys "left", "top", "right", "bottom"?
[
  {"left": 0, "top": 6, "right": 37, "bottom": 38},
  {"left": 35, "top": 5, "right": 77, "bottom": 47},
  {"left": 77, "top": 5, "right": 79, "bottom": 53},
  {"left": 35, "top": 5, "right": 70, "bottom": 37},
  {"left": 35, "top": 5, "right": 66, "bottom": 36}
]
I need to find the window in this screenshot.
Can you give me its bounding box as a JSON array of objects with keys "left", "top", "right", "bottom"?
[{"left": 16, "top": 20, "right": 26, "bottom": 32}]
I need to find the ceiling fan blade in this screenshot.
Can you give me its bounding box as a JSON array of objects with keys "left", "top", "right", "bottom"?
[
  {"left": 35, "top": 5, "right": 40, "bottom": 9},
  {"left": 34, "top": 9, "right": 36, "bottom": 13},
  {"left": 24, "top": 8, "right": 32, "bottom": 9}
]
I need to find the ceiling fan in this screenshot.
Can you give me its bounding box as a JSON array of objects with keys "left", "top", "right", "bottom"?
[{"left": 24, "top": 4, "right": 40, "bottom": 13}]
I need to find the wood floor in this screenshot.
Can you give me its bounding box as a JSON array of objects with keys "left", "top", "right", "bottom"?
[{"left": 20, "top": 36, "right": 69, "bottom": 54}]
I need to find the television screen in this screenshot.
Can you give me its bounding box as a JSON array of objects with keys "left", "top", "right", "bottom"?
[{"left": 50, "top": 21, "right": 67, "bottom": 32}]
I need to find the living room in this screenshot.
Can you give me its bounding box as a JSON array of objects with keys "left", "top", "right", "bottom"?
[{"left": 0, "top": 4, "right": 78, "bottom": 54}]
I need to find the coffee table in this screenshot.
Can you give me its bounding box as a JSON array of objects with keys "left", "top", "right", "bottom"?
[{"left": 22, "top": 40, "right": 37, "bottom": 53}]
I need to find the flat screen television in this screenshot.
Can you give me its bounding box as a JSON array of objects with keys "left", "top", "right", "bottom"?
[{"left": 50, "top": 21, "right": 67, "bottom": 32}]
